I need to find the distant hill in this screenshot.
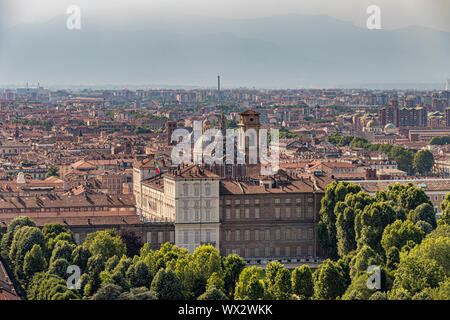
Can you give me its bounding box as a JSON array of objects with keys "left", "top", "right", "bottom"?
[{"left": 0, "top": 14, "right": 449, "bottom": 88}]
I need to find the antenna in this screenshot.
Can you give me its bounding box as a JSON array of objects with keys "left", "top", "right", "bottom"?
[{"left": 217, "top": 75, "right": 221, "bottom": 102}]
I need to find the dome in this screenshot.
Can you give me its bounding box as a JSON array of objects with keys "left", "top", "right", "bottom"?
[
  {"left": 366, "top": 119, "right": 379, "bottom": 128},
  {"left": 385, "top": 123, "right": 395, "bottom": 129}
]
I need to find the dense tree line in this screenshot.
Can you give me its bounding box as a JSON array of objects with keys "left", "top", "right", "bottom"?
[
  {"left": 1, "top": 186, "right": 448, "bottom": 300},
  {"left": 429, "top": 136, "right": 450, "bottom": 146},
  {"left": 317, "top": 181, "right": 449, "bottom": 299},
  {"left": 326, "top": 133, "right": 435, "bottom": 175}
]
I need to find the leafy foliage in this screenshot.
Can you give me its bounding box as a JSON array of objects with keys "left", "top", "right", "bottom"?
[
  {"left": 291, "top": 265, "right": 314, "bottom": 299},
  {"left": 413, "top": 150, "right": 434, "bottom": 175}
]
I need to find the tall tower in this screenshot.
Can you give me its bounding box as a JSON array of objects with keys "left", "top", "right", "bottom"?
[
  {"left": 166, "top": 121, "right": 177, "bottom": 146},
  {"left": 217, "top": 75, "right": 221, "bottom": 101},
  {"left": 446, "top": 79, "right": 449, "bottom": 91},
  {"left": 238, "top": 110, "right": 261, "bottom": 166},
  {"left": 14, "top": 112, "right": 20, "bottom": 141}
]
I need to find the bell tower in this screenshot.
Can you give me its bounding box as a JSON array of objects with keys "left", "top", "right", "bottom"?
[{"left": 238, "top": 110, "right": 261, "bottom": 166}]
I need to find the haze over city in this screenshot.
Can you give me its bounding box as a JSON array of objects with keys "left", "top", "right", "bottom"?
[{"left": 0, "top": 0, "right": 449, "bottom": 88}]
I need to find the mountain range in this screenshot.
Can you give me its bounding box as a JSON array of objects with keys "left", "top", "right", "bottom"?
[{"left": 0, "top": 14, "right": 449, "bottom": 88}]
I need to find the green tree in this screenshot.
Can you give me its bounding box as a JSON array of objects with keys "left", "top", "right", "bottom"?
[
  {"left": 126, "top": 260, "right": 153, "bottom": 288},
  {"left": 318, "top": 181, "right": 362, "bottom": 259},
  {"left": 407, "top": 237, "right": 450, "bottom": 276},
  {"left": 23, "top": 244, "right": 47, "bottom": 281},
  {"left": 380, "top": 183, "right": 432, "bottom": 212},
  {"left": 412, "top": 291, "right": 434, "bottom": 300},
  {"left": 118, "top": 228, "right": 143, "bottom": 257},
  {"left": 198, "top": 286, "right": 228, "bottom": 300},
  {"left": 1, "top": 216, "right": 36, "bottom": 262},
  {"left": 50, "top": 240, "right": 76, "bottom": 265},
  {"left": 264, "top": 261, "right": 284, "bottom": 298},
  {"left": 83, "top": 229, "right": 126, "bottom": 261},
  {"left": 388, "top": 146, "right": 414, "bottom": 174},
  {"left": 349, "top": 245, "right": 383, "bottom": 280},
  {"left": 234, "top": 267, "right": 265, "bottom": 300},
  {"left": 119, "top": 287, "right": 157, "bottom": 300},
  {"left": 336, "top": 205, "right": 357, "bottom": 258},
  {"left": 192, "top": 245, "right": 222, "bottom": 284},
  {"left": 291, "top": 265, "right": 314, "bottom": 299},
  {"left": 439, "top": 194, "right": 450, "bottom": 226},
  {"left": 388, "top": 288, "right": 412, "bottom": 300},
  {"left": 27, "top": 272, "right": 79, "bottom": 300},
  {"left": 341, "top": 273, "right": 376, "bottom": 300},
  {"left": 313, "top": 259, "right": 346, "bottom": 300},
  {"left": 9, "top": 226, "right": 46, "bottom": 281},
  {"left": 72, "top": 246, "right": 92, "bottom": 274},
  {"left": 393, "top": 254, "right": 446, "bottom": 295},
  {"left": 336, "top": 253, "right": 354, "bottom": 287},
  {"left": 46, "top": 166, "right": 60, "bottom": 178},
  {"left": 350, "top": 137, "right": 370, "bottom": 148},
  {"left": 427, "top": 224, "right": 450, "bottom": 239},
  {"left": 413, "top": 150, "right": 434, "bottom": 175},
  {"left": 415, "top": 221, "right": 433, "bottom": 235},
  {"left": 408, "top": 203, "right": 437, "bottom": 229},
  {"left": 429, "top": 136, "right": 450, "bottom": 145},
  {"left": 381, "top": 220, "right": 424, "bottom": 254},
  {"left": 386, "top": 247, "right": 400, "bottom": 271},
  {"left": 150, "top": 269, "right": 185, "bottom": 300},
  {"left": 42, "top": 223, "right": 76, "bottom": 259},
  {"left": 91, "top": 283, "right": 123, "bottom": 300},
  {"left": 222, "top": 254, "right": 246, "bottom": 297},
  {"left": 272, "top": 268, "right": 292, "bottom": 300},
  {"left": 48, "top": 258, "right": 70, "bottom": 279},
  {"left": 355, "top": 202, "right": 396, "bottom": 254},
  {"left": 435, "top": 278, "right": 450, "bottom": 300},
  {"left": 83, "top": 254, "right": 106, "bottom": 297},
  {"left": 206, "top": 272, "right": 225, "bottom": 292},
  {"left": 369, "top": 291, "right": 388, "bottom": 300}
]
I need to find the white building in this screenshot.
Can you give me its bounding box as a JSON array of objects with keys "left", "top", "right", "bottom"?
[{"left": 134, "top": 162, "right": 221, "bottom": 253}]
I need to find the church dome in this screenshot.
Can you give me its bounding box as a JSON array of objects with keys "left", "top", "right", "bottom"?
[{"left": 366, "top": 119, "right": 379, "bottom": 128}]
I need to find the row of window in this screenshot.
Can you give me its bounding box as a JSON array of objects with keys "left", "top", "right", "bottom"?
[
  {"left": 182, "top": 200, "right": 214, "bottom": 208},
  {"left": 0, "top": 207, "right": 134, "bottom": 213},
  {"left": 146, "top": 231, "right": 175, "bottom": 244},
  {"left": 180, "top": 230, "right": 215, "bottom": 244},
  {"left": 224, "top": 228, "right": 314, "bottom": 241},
  {"left": 225, "top": 245, "right": 314, "bottom": 257},
  {"left": 182, "top": 210, "right": 215, "bottom": 222},
  {"left": 222, "top": 197, "right": 314, "bottom": 206},
  {"left": 182, "top": 183, "right": 212, "bottom": 196},
  {"left": 429, "top": 195, "right": 446, "bottom": 201},
  {"left": 223, "top": 206, "right": 314, "bottom": 220}
]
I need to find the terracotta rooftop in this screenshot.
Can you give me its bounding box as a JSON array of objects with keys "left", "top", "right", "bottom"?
[
  {"left": 0, "top": 215, "right": 143, "bottom": 228},
  {"left": 0, "top": 193, "right": 135, "bottom": 210},
  {"left": 349, "top": 179, "right": 450, "bottom": 193},
  {"left": 240, "top": 110, "right": 260, "bottom": 116},
  {"left": 0, "top": 178, "right": 64, "bottom": 193},
  {"left": 220, "top": 175, "right": 333, "bottom": 195},
  {"left": 134, "top": 158, "right": 169, "bottom": 169},
  {"left": 165, "top": 165, "right": 220, "bottom": 179}
]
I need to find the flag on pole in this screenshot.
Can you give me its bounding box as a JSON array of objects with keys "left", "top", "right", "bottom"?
[{"left": 155, "top": 159, "right": 160, "bottom": 174}]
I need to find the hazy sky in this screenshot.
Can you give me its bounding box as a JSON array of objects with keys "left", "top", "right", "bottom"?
[{"left": 1, "top": 0, "right": 450, "bottom": 32}]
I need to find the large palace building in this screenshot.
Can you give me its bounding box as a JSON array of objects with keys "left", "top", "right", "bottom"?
[
  {"left": 133, "top": 110, "right": 333, "bottom": 264},
  {"left": 133, "top": 162, "right": 331, "bottom": 263}
]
